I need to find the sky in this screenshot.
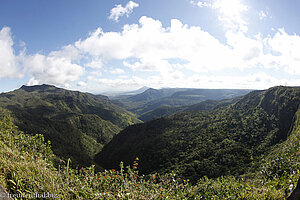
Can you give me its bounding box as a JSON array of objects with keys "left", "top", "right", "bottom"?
[{"left": 1, "top": 0, "right": 300, "bottom": 93}]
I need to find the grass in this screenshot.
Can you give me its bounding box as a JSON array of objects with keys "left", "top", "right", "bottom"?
[{"left": 0, "top": 107, "right": 299, "bottom": 199}]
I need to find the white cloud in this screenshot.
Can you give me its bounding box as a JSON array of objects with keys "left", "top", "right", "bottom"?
[
  {"left": 190, "top": 0, "right": 248, "bottom": 32},
  {"left": 124, "top": 58, "right": 173, "bottom": 73},
  {"left": 214, "top": 0, "right": 248, "bottom": 32},
  {"left": 190, "top": 0, "right": 211, "bottom": 7},
  {"left": 85, "top": 71, "right": 291, "bottom": 93},
  {"left": 75, "top": 27, "right": 132, "bottom": 59},
  {"left": 49, "top": 44, "right": 80, "bottom": 62},
  {"left": 264, "top": 29, "right": 300, "bottom": 75},
  {"left": 226, "top": 31, "right": 263, "bottom": 66},
  {"left": 90, "top": 70, "right": 102, "bottom": 76},
  {"left": 76, "top": 16, "right": 268, "bottom": 75},
  {"left": 259, "top": 10, "right": 267, "bottom": 20},
  {"left": 76, "top": 17, "right": 240, "bottom": 74},
  {"left": 23, "top": 53, "right": 85, "bottom": 86},
  {"left": 0, "top": 27, "right": 85, "bottom": 86},
  {"left": 2, "top": 15, "right": 300, "bottom": 92},
  {"left": 187, "top": 72, "right": 289, "bottom": 89},
  {"left": 74, "top": 16, "right": 300, "bottom": 91},
  {"left": 0, "top": 27, "right": 22, "bottom": 79},
  {"left": 87, "top": 76, "right": 143, "bottom": 92},
  {"left": 259, "top": 10, "right": 271, "bottom": 20},
  {"left": 110, "top": 68, "right": 125, "bottom": 74},
  {"left": 109, "top": 1, "right": 139, "bottom": 22},
  {"left": 21, "top": 43, "right": 84, "bottom": 86},
  {"left": 77, "top": 81, "right": 87, "bottom": 87},
  {"left": 85, "top": 58, "right": 103, "bottom": 69}
]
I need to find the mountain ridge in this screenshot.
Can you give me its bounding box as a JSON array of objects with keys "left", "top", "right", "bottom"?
[
  {"left": 95, "top": 86, "right": 300, "bottom": 181},
  {"left": 0, "top": 84, "right": 141, "bottom": 166},
  {"left": 112, "top": 87, "right": 252, "bottom": 121}
]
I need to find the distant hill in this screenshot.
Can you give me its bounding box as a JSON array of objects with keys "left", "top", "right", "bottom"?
[
  {"left": 1, "top": 105, "right": 299, "bottom": 199},
  {"left": 125, "top": 88, "right": 187, "bottom": 102},
  {"left": 139, "top": 97, "right": 240, "bottom": 122},
  {"left": 113, "top": 88, "right": 186, "bottom": 102},
  {"left": 101, "top": 86, "right": 150, "bottom": 97},
  {"left": 95, "top": 86, "right": 300, "bottom": 182},
  {"left": 0, "top": 84, "right": 141, "bottom": 166},
  {"left": 113, "top": 88, "right": 252, "bottom": 121},
  {"left": 120, "top": 86, "right": 150, "bottom": 96}
]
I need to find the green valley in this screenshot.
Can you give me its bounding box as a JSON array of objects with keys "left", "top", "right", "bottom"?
[
  {"left": 96, "top": 86, "right": 300, "bottom": 183},
  {"left": 0, "top": 84, "right": 141, "bottom": 166},
  {"left": 0, "top": 85, "right": 299, "bottom": 199},
  {"left": 113, "top": 87, "right": 252, "bottom": 121}
]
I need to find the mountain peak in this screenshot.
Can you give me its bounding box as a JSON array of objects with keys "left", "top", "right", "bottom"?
[
  {"left": 20, "top": 84, "right": 58, "bottom": 92},
  {"left": 144, "top": 88, "right": 157, "bottom": 92},
  {"left": 136, "top": 86, "right": 150, "bottom": 92}
]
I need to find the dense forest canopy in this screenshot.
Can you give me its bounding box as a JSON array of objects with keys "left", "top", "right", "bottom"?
[
  {"left": 0, "top": 85, "right": 300, "bottom": 199},
  {"left": 0, "top": 84, "right": 141, "bottom": 166},
  {"left": 96, "top": 86, "right": 300, "bottom": 182}
]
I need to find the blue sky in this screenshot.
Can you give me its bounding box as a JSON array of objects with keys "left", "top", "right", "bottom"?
[{"left": 0, "top": 0, "right": 300, "bottom": 93}]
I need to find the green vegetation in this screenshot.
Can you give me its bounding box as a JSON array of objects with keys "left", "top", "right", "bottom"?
[
  {"left": 0, "top": 107, "right": 299, "bottom": 199},
  {"left": 139, "top": 98, "right": 239, "bottom": 122},
  {"left": 96, "top": 86, "right": 300, "bottom": 183},
  {"left": 113, "top": 88, "right": 252, "bottom": 121},
  {"left": 0, "top": 84, "right": 141, "bottom": 167}
]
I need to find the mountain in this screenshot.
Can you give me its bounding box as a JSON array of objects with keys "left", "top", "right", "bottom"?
[
  {"left": 0, "top": 84, "right": 141, "bottom": 166},
  {"left": 113, "top": 88, "right": 186, "bottom": 103},
  {"left": 95, "top": 86, "right": 300, "bottom": 182},
  {"left": 101, "top": 86, "right": 150, "bottom": 97},
  {"left": 139, "top": 97, "right": 240, "bottom": 122},
  {"left": 0, "top": 87, "right": 299, "bottom": 199},
  {"left": 126, "top": 88, "right": 169, "bottom": 102},
  {"left": 1, "top": 105, "right": 299, "bottom": 199},
  {"left": 125, "top": 88, "right": 188, "bottom": 102},
  {"left": 113, "top": 88, "right": 252, "bottom": 121},
  {"left": 130, "top": 86, "right": 151, "bottom": 94}
]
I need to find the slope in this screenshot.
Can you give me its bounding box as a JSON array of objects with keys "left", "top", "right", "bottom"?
[
  {"left": 95, "top": 86, "right": 300, "bottom": 182},
  {"left": 0, "top": 84, "right": 141, "bottom": 166},
  {"left": 0, "top": 105, "right": 299, "bottom": 199},
  {"left": 113, "top": 88, "right": 252, "bottom": 121},
  {"left": 139, "top": 97, "right": 240, "bottom": 122}
]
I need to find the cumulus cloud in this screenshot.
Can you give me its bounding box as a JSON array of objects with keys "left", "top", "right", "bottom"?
[
  {"left": 188, "top": 72, "right": 287, "bottom": 89},
  {"left": 110, "top": 68, "right": 125, "bottom": 74},
  {"left": 90, "top": 70, "right": 102, "bottom": 76},
  {"left": 109, "top": 1, "right": 139, "bottom": 22},
  {"left": 77, "top": 81, "right": 87, "bottom": 87},
  {"left": 2, "top": 14, "right": 300, "bottom": 92},
  {"left": 226, "top": 31, "right": 263, "bottom": 65},
  {"left": 0, "top": 27, "right": 22, "bottom": 79},
  {"left": 264, "top": 29, "right": 300, "bottom": 75},
  {"left": 73, "top": 16, "right": 300, "bottom": 91},
  {"left": 85, "top": 58, "right": 103, "bottom": 69},
  {"left": 76, "top": 16, "right": 261, "bottom": 75},
  {"left": 87, "top": 75, "right": 167, "bottom": 92},
  {"left": 190, "top": 0, "right": 248, "bottom": 32},
  {"left": 49, "top": 44, "right": 80, "bottom": 62},
  {"left": 23, "top": 53, "right": 85, "bottom": 86},
  {"left": 0, "top": 26, "right": 85, "bottom": 86},
  {"left": 86, "top": 71, "right": 290, "bottom": 92}
]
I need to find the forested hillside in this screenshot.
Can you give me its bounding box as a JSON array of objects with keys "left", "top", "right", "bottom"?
[
  {"left": 113, "top": 88, "right": 252, "bottom": 121},
  {"left": 139, "top": 97, "right": 240, "bottom": 122},
  {"left": 0, "top": 84, "right": 141, "bottom": 166},
  {"left": 96, "top": 86, "right": 300, "bottom": 182},
  {"left": 0, "top": 98, "right": 299, "bottom": 199}
]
